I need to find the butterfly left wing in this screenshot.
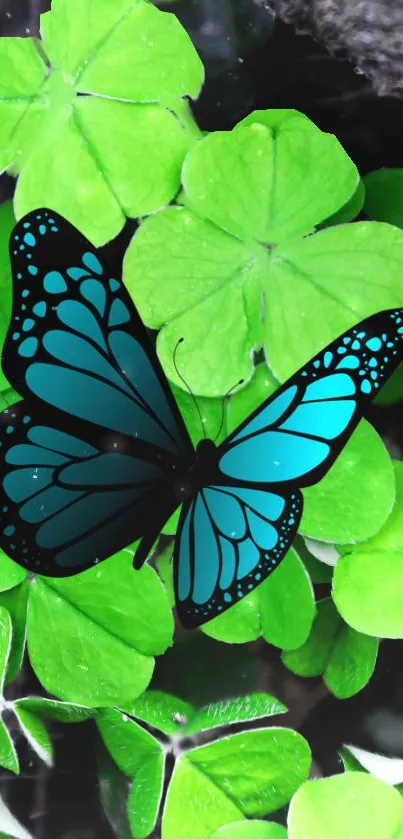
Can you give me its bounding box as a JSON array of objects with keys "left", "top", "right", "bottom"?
[
  {"left": 175, "top": 483, "right": 302, "bottom": 628},
  {"left": 175, "top": 308, "right": 403, "bottom": 627},
  {"left": 0, "top": 209, "right": 194, "bottom": 576}
]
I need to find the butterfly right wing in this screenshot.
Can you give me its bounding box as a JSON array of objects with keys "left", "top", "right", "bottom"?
[{"left": 174, "top": 482, "right": 302, "bottom": 628}]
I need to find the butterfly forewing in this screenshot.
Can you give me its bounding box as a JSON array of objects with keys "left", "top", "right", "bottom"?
[
  {"left": 0, "top": 210, "right": 193, "bottom": 576},
  {"left": 219, "top": 309, "right": 403, "bottom": 489}
]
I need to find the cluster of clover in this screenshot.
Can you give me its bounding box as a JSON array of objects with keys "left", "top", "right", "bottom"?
[{"left": 1, "top": 1, "right": 403, "bottom": 838}]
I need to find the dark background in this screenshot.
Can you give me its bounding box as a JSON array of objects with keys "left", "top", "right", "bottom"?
[{"left": 2, "top": 1, "right": 403, "bottom": 837}]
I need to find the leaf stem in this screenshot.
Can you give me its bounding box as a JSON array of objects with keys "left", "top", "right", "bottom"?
[{"left": 173, "top": 98, "right": 203, "bottom": 141}]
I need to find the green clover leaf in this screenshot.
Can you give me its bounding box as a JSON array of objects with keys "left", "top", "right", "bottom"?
[
  {"left": 163, "top": 728, "right": 310, "bottom": 839},
  {"left": 97, "top": 690, "right": 295, "bottom": 839},
  {"left": 0, "top": 549, "right": 173, "bottom": 705},
  {"left": 125, "top": 109, "right": 403, "bottom": 396},
  {"left": 333, "top": 460, "right": 403, "bottom": 638},
  {"left": 282, "top": 598, "right": 378, "bottom": 698},
  {"left": 288, "top": 774, "right": 403, "bottom": 839},
  {"left": 208, "top": 824, "right": 288, "bottom": 839},
  {"left": 0, "top": 0, "right": 204, "bottom": 245}
]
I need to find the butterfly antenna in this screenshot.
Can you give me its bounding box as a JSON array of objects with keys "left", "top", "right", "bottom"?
[
  {"left": 214, "top": 378, "right": 244, "bottom": 443},
  {"left": 173, "top": 338, "right": 207, "bottom": 440}
]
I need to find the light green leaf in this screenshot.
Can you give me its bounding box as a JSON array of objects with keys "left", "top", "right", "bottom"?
[
  {"left": 302, "top": 420, "right": 395, "bottom": 543},
  {"left": 74, "top": 96, "right": 191, "bottom": 219},
  {"left": 13, "top": 707, "right": 53, "bottom": 767},
  {"left": 27, "top": 553, "right": 172, "bottom": 705},
  {"left": 333, "top": 460, "right": 403, "bottom": 638},
  {"left": 0, "top": 201, "right": 15, "bottom": 392},
  {"left": 125, "top": 206, "right": 267, "bottom": 394},
  {"left": 14, "top": 110, "right": 125, "bottom": 247},
  {"left": 126, "top": 115, "right": 359, "bottom": 395},
  {"left": 0, "top": 556, "right": 27, "bottom": 593},
  {"left": 124, "top": 690, "right": 195, "bottom": 736},
  {"left": 2, "top": 0, "right": 203, "bottom": 245},
  {"left": 182, "top": 117, "right": 357, "bottom": 244},
  {"left": 14, "top": 696, "right": 94, "bottom": 724},
  {"left": 42, "top": 0, "right": 204, "bottom": 102},
  {"left": 97, "top": 708, "right": 162, "bottom": 777},
  {"left": 183, "top": 693, "right": 287, "bottom": 735},
  {"left": 0, "top": 582, "right": 28, "bottom": 684},
  {"left": 265, "top": 222, "right": 403, "bottom": 383},
  {"left": 0, "top": 797, "right": 34, "bottom": 839},
  {"left": 128, "top": 750, "right": 165, "bottom": 839},
  {"left": 188, "top": 728, "right": 310, "bottom": 816},
  {"left": 363, "top": 169, "right": 403, "bottom": 228},
  {"left": 203, "top": 547, "right": 315, "bottom": 650},
  {"left": 282, "top": 598, "right": 378, "bottom": 698},
  {"left": 208, "top": 823, "right": 288, "bottom": 839},
  {"left": 288, "top": 774, "right": 403, "bottom": 839},
  {"left": 162, "top": 758, "right": 244, "bottom": 839}
]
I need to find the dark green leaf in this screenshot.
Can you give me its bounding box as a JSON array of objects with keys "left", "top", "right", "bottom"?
[
  {"left": 128, "top": 751, "right": 165, "bottom": 838},
  {"left": 0, "top": 581, "right": 28, "bottom": 684},
  {"left": 183, "top": 694, "right": 287, "bottom": 735},
  {"left": 14, "top": 696, "right": 95, "bottom": 723},
  {"left": 97, "top": 708, "right": 162, "bottom": 777},
  {"left": 13, "top": 707, "right": 52, "bottom": 767},
  {"left": 124, "top": 690, "right": 194, "bottom": 736},
  {"left": 363, "top": 169, "right": 403, "bottom": 228}
]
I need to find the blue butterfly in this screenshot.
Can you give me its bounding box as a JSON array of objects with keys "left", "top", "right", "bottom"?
[{"left": 1, "top": 209, "right": 403, "bottom": 629}]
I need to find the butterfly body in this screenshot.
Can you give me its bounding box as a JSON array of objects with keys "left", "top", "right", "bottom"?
[{"left": 1, "top": 209, "right": 403, "bottom": 628}]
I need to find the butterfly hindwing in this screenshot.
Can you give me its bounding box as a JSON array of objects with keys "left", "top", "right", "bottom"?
[
  {"left": 219, "top": 310, "right": 403, "bottom": 488},
  {"left": 175, "top": 482, "right": 302, "bottom": 628},
  {"left": 0, "top": 400, "right": 171, "bottom": 575}
]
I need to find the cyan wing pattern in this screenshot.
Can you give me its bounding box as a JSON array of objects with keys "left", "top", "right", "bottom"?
[
  {"left": 0, "top": 209, "right": 193, "bottom": 575},
  {"left": 176, "top": 308, "right": 403, "bottom": 628},
  {"left": 175, "top": 482, "right": 302, "bottom": 628},
  {"left": 219, "top": 309, "right": 403, "bottom": 487}
]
